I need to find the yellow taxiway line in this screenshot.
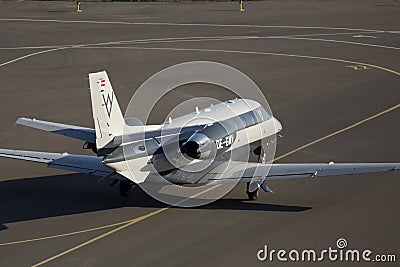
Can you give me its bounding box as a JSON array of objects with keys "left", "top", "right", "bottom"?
[
  {"left": 0, "top": 45, "right": 397, "bottom": 266},
  {"left": 31, "top": 184, "right": 222, "bottom": 267},
  {"left": 30, "top": 102, "right": 399, "bottom": 266},
  {"left": 31, "top": 207, "right": 170, "bottom": 267}
]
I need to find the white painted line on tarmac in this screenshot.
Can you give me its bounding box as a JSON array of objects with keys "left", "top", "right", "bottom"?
[
  {"left": 0, "top": 18, "right": 398, "bottom": 34},
  {"left": 285, "top": 37, "right": 400, "bottom": 50}
]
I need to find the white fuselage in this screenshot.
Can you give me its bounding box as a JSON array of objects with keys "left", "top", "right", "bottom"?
[{"left": 105, "top": 99, "right": 282, "bottom": 184}]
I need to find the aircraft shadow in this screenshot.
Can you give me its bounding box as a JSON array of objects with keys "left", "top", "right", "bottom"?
[
  {"left": 0, "top": 174, "right": 311, "bottom": 230},
  {"left": 201, "top": 199, "right": 312, "bottom": 212}
]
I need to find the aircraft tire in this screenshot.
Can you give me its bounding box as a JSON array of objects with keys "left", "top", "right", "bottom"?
[
  {"left": 246, "top": 187, "right": 259, "bottom": 200},
  {"left": 246, "top": 182, "right": 259, "bottom": 200}
]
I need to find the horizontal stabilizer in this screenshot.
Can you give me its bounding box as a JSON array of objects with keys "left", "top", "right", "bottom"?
[{"left": 16, "top": 118, "right": 96, "bottom": 143}]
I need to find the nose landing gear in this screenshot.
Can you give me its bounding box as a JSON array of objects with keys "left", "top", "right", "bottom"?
[{"left": 246, "top": 145, "right": 267, "bottom": 200}]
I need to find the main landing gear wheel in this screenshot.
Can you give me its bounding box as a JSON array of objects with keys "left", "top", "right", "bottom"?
[
  {"left": 246, "top": 182, "right": 259, "bottom": 200},
  {"left": 119, "top": 180, "right": 134, "bottom": 197}
]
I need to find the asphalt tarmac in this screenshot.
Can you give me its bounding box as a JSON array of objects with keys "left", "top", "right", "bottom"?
[{"left": 0, "top": 1, "right": 399, "bottom": 266}]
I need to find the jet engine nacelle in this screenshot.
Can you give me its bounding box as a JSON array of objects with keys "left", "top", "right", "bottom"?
[
  {"left": 181, "top": 121, "right": 238, "bottom": 160},
  {"left": 181, "top": 133, "right": 215, "bottom": 159}
]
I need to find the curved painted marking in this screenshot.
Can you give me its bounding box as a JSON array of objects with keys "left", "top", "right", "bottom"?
[
  {"left": 0, "top": 18, "right": 397, "bottom": 34},
  {"left": 286, "top": 37, "right": 400, "bottom": 50},
  {"left": 0, "top": 31, "right": 386, "bottom": 50},
  {"left": 77, "top": 46, "right": 400, "bottom": 76},
  {"left": 0, "top": 36, "right": 256, "bottom": 67}
]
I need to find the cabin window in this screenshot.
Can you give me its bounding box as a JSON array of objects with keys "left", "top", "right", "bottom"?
[{"left": 240, "top": 112, "right": 257, "bottom": 128}]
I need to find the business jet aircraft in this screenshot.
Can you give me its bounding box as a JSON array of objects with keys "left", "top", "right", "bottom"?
[{"left": 0, "top": 70, "right": 398, "bottom": 201}]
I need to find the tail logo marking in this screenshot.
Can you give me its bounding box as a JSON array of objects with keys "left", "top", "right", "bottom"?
[
  {"left": 102, "top": 92, "right": 114, "bottom": 118},
  {"left": 100, "top": 79, "right": 106, "bottom": 87}
]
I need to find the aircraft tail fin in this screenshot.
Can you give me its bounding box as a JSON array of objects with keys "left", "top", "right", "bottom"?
[{"left": 89, "top": 70, "right": 125, "bottom": 150}]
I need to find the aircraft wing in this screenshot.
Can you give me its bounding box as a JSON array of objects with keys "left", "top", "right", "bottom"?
[
  {"left": 206, "top": 161, "right": 400, "bottom": 183},
  {"left": 0, "top": 149, "right": 115, "bottom": 177},
  {"left": 16, "top": 118, "right": 96, "bottom": 143},
  {"left": 267, "top": 163, "right": 400, "bottom": 180}
]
